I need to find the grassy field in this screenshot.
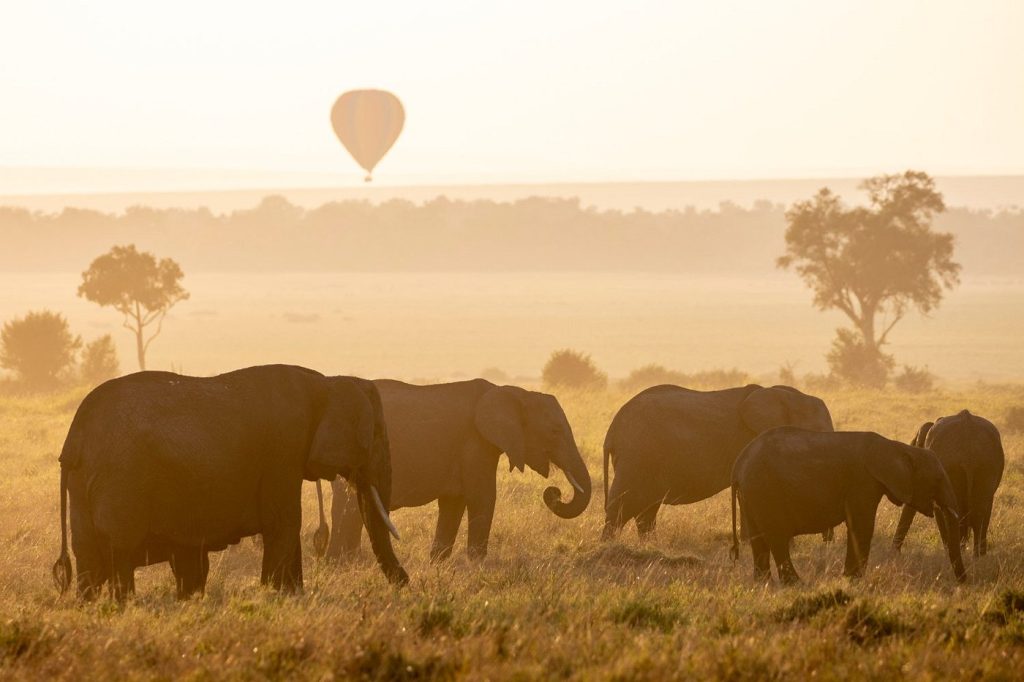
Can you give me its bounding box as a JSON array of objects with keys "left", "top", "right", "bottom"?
[
  {"left": 3, "top": 272, "right": 1023, "bottom": 383},
  {"left": 1, "top": 382, "right": 1023, "bottom": 679}
]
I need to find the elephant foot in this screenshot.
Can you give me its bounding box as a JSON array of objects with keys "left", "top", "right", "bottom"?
[
  {"left": 384, "top": 564, "right": 410, "bottom": 586},
  {"left": 429, "top": 545, "right": 455, "bottom": 563},
  {"left": 600, "top": 522, "right": 622, "bottom": 542},
  {"left": 778, "top": 571, "right": 801, "bottom": 586}
]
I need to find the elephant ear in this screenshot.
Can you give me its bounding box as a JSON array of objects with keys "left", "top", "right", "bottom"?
[
  {"left": 738, "top": 386, "right": 792, "bottom": 434},
  {"left": 475, "top": 386, "right": 526, "bottom": 472},
  {"left": 865, "top": 445, "right": 914, "bottom": 506},
  {"left": 911, "top": 421, "right": 934, "bottom": 448},
  {"left": 308, "top": 379, "right": 374, "bottom": 479}
]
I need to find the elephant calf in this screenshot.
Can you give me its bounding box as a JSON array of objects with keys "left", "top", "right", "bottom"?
[
  {"left": 731, "top": 427, "right": 965, "bottom": 584},
  {"left": 52, "top": 365, "right": 407, "bottom": 602},
  {"left": 893, "top": 410, "right": 1005, "bottom": 557},
  {"left": 322, "top": 378, "right": 592, "bottom": 562}
]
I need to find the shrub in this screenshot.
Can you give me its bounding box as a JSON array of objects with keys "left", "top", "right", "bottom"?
[
  {"left": 619, "top": 364, "right": 689, "bottom": 392},
  {"left": 893, "top": 365, "right": 935, "bottom": 393},
  {"left": 826, "top": 328, "right": 894, "bottom": 388},
  {"left": 609, "top": 598, "right": 684, "bottom": 632},
  {"left": 774, "top": 589, "right": 851, "bottom": 622},
  {"left": 1004, "top": 407, "right": 1024, "bottom": 435},
  {"left": 844, "top": 601, "right": 908, "bottom": 645},
  {"left": 480, "top": 366, "right": 509, "bottom": 384},
  {"left": 0, "top": 310, "right": 81, "bottom": 388},
  {"left": 778, "top": 361, "right": 798, "bottom": 387},
  {"left": 619, "top": 364, "right": 749, "bottom": 393},
  {"left": 542, "top": 349, "right": 607, "bottom": 390},
  {"left": 80, "top": 335, "right": 120, "bottom": 386},
  {"left": 686, "top": 368, "right": 749, "bottom": 389}
]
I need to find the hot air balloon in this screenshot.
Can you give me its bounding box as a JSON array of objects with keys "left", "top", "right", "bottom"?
[{"left": 330, "top": 89, "right": 404, "bottom": 182}]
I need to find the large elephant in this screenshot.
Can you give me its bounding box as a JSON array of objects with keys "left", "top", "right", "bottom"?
[
  {"left": 892, "top": 410, "right": 1005, "bottom": 557},
  {"left": 322, "top": 379, "right": 592, "bottom": 561},
  {"left": 52, "top": 365, "right": 407, "bottom": 602},
  {"left": 602, "top": 384, "right": 834, "bottom": 540},
  {"left": 731, "top": 427, "right": 965, "bottom": 584}
]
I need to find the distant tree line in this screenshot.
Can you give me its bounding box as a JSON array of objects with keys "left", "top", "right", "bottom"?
[{"left": 0, "top": 195, "right": 1020, "bottom": 275}]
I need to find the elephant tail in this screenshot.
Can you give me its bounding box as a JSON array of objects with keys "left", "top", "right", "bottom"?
[
  {"left": 729, "top": 484, "right": 740, "bottom": 562},
  {"left": 312, "top": 480, "right": 330, "bottom": 559},
  {"left": 602, "top": 439, "right": 611, "bottom": 513},
  {"left": 52, "top": 465, "right": 72, "bottom": 594}
]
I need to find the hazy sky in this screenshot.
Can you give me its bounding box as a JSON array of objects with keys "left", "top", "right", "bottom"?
[{"left": 2, "top": 1, "right": 1023, "bottom": 186}]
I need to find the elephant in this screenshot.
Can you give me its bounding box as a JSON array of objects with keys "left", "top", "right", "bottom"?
[
  {"left": 730, "top": 427, "right": 965, "bottom": 584},
  {"left": 321, "top": 378, "right": 592, "bottom": 562},
  {"left": 602, "top": 384, "right": 834, "bottom": 540},
  {"left": 892, "top": 410, "right": 1005, "bottom": 557},
  {"left": 51, "top": 364, "right": 407, "bottom": 602}
]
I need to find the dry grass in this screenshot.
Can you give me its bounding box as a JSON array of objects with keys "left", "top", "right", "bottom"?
[{"left": 1, "top": 383, "right": 1023, "bottom": 679}]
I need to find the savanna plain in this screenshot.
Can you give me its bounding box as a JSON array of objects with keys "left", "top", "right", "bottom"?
[{"left": 2, "top": 378, "right": 1024, "bottom": 679}]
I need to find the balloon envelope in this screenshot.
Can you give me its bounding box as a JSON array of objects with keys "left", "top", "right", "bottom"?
[{"left": 330, "top": 90, "right": 404, "bottom": 181}]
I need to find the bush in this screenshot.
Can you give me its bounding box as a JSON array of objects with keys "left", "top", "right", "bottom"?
[
  {"left": 893, "top": 365, "right": 935, "bottom": 393},
  {"left": 480, "top": 366, "right": 509, "bottom": 384},
  {"left": 0, "top": 310, "right": 81, "bottom": 388},
  {"left": 542, "top": 349, "right": 607, "bottom": 390},
  {"left": 686, "top": 368, "right": 749, "bottom": 389},
  {"left": 1004, "top": 406, "right": 1024, "bottom": 434},
  {"left": 826, "top": 328, "right": 894, "bottom": 388},
  {"left": 80, "top": 335, "right": 120, "bottom": 386},
  {"left": 620, "top": 364, "right": 749, "bottom": 393},
  {"left": 619, "top": 364, "right": 689, "bottom": 392},
  {"left": 778, "top": 362, "right": 798, "bottom": 387}
]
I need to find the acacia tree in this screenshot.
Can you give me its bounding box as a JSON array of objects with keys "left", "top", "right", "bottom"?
[
  {"left": 0, "top": 310, "right": 81, "bottom": 387},
  {"left": 78, "top": 245, "right": 189, "bottom": 370},
  {"left": 778, "top": 171, "right": 960, "bottom": 386}
]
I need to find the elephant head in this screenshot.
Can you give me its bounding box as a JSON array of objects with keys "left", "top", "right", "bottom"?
[
  {"left": 310, "top": 376, "right": 406, "bottom": 584},
  {"left": 739, "top": 385, "right": 834, "bottom": 435},
  {"left": 474, "top": 385, "right": 592, "bottom": 519},
  {"left": 866, "top": 441, "right": 965, "bottom": 581}
]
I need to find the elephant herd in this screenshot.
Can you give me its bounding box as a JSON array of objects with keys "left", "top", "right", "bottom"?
[{"left": 51, "top": 365, "right": 1005, "bottom": 602}]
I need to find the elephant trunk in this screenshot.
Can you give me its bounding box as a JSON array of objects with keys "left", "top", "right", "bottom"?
[
  {"left": 543, "top": 445, "right": 592, "bottom": 519},
  {"left": 939, "top": 505, "right": 967, "bottom": 583},
  {"left": 356, "top": 482, "right": 408, "bottom": 585}
]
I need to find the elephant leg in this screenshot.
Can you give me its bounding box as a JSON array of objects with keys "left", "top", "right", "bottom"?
[
  {"left": 465, "top": 480, "right": 497, "bottom": 561},
  {"left": 843, "top": 508, "right": 876, "bottom": 579},
  {"left": 326, "top": 479, "right": 363, "bottom": 562},
  {"left": 933, "top": 508, "right": 953, "bottom": 551},
  {"left": 750, "top": 534, "right": 771, "bottom": 583},
  {"left": 70, "top": 516, "right": 110, "bottom": 601},
  {"left": 171, "top": 546, "right": 209, "bottom": 600},
  {"left": 109, "top": 551, "right": 136, "bottom": 603},
  {"left": 892, "top": 504, "right": 916, "bottom": 551},
  {"left": 960, "top": 515, "right": 972, "bottom": 553},
  {"left": 262, "top": 530, "right": 303, "bottom": 592},
  {"left": 601, "top": 474, "right": 631, "bottom": 540},
  {"left": 769, "top": 536, "right": 800, "bottom": 585},
  {"left": 430, "top": 496, "right": 466, "bottom": 562},
  {"left": 975, "top": 493, "right": 994, "bottom": 557},
  {"left": 260, "top": 479, "right": 304, "bottom": 592},
  {"left": 634, "top": 501, "right": 661, "bottom": 539}
]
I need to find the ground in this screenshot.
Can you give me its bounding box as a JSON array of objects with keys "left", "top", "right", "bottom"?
[{"left": 1, "top": 383, "right": 1022, "bottom": 680}]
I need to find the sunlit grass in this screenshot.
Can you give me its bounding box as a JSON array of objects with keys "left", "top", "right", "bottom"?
[{"left": 0, "top": 383, "right": 1022, "bottom": 678}]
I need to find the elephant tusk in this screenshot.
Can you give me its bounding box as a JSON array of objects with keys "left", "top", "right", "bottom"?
[
  {"left": 370, "top": 486, "right": 401, "bottom": 541},
  {"left": 564, "top": 470, "right": 585, "bottom": 494}
]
